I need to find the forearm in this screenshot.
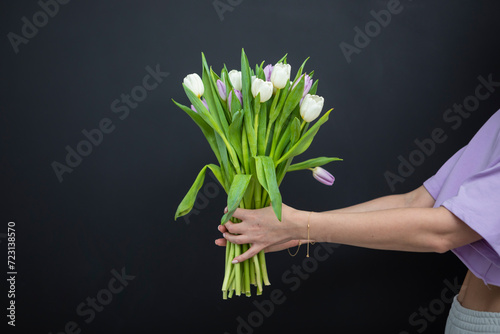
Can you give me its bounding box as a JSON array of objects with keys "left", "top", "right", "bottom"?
[
  {"left": 328, "top": 186, "right": 435, "bottom": 213},
  {"left": 328, "top": 194, "right": 409, "bottom": 213},
  {"left": 291, "top": 206, "right": 482, "bottom": 253}
]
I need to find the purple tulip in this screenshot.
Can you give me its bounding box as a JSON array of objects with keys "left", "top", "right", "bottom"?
[
  {"left": 293, "top": 74, "right": 314, "bottom": 105},
  {"left": 216, "top": 79, "right": 227, "bottom": 101},
  {"left": 264, "top": 64, "right": 274, "bottom": 81},
  {"left": 302, "top": 74, "right": 313, "bottom": 97},
  {"left": 299, "top": 75, "right": 313, "bottom": 105},
  {"left": 190, "top": 98, "right": 209, "bottom": 113},
  {"left": 311, "top": 167, "right": 335, "bottom": 186},
  {"left": 228, "top": 89, "right": 243, "bottom": 112}
]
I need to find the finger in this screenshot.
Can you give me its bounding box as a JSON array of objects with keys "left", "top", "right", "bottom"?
[
  {"left": 218, "top": 224, "right": 228, "bottom": 233},
  {"left": 232, "top": 207, "right": 252, "bottom": 220},
  {"left": 232, "top": 244, "right": 263, "bottom": 264},
  {"left": 215, "top": 238, "right": 227, "bottom": 247},
  {"left": 223, "top": 221, "right": 243, "bottom": 234},
  {"left": 223, "top": 232, "right": 248, "bottom": 245}
]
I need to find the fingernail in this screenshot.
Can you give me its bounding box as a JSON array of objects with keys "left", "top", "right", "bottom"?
[
  {"left": 232, "top": 259, "right": 238, "bottom": 264},
  {"left": 224, "top": 207, "right": 228, "bottom": 213},
  {"left": 223, "top": 233, "right": 226, "bottom": 238},
  {"left": 218, "top": 225, "right": 222, "bottom": 232}
]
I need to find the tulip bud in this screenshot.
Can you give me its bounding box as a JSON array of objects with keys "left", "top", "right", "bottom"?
[
  {"left": 228, "top": 70, "right": 242, "bottom": 91},
  {"left": 217, "top": 80, "right": 227, "bottom": 101},
  {"left": 271, "top": 63, "right": 291, "bottom": 89},
  {"left": 300, "top": 94, "right": 324, "bottom": 122},
  {"left": 251, "top": 78, "right": 273, "bottom": 103},
  {"left": 264, "top": 64, "right": 274, "bottom": 81},
  {"left": 292, "top": 74, "right": 313, "bottom": 98},
  {"left": 190, "top": 98, "right": 209, "bottom": 113},
  {"left": 228, "top": 89, "right": 243, "bottom": 112},
  {"left": 311, "top": 167, "right": 335, "bottom": 186},
  {"left": 303, "top": 74, "right": 313, "bottom": 97},
  {"left": 183, "top": 73, "right": 204, "bottom": 98}
]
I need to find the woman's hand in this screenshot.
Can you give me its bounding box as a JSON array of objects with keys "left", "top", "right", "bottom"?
[{"left": 214, "top": 204, "right": 307, "bottom": 263}]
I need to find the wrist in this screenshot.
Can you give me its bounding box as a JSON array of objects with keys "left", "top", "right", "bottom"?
[{"left": 288, "top": 208, "right": 310, "bottom": 240}]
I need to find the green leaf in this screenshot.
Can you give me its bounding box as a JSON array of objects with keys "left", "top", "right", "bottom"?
[
  {"left": 279, "top": 75, "right": 305, "bottom": 124},
  {"left": 240, "top": 49, "right": 253, "bottom": 116},
  {"left": 172, "top": 99, "right": 221, "bottom": 165},
  {"left": 257, "top": 103, "right": 267, "bottom": 155},
  {"left": 276, "top": 109, "right": 333, "bottom": 165},
  {"left": 287, "top": 157, "right": 343, "bottom": 172},
  {"left": 207, "top": 164, "right": 226, "bottom": 191},
  {"left": 183, "top": 83, "right": 218, "bottom": 133},
  {"left": 175, "top": 164, "right": 224, "bottom": 220},
  {"left": 274, "top": 123, "right": 292, "bottom": 160},
  {"left": 292, "top": 57, "right": 310, "bottom": 83},
  {"left": 254, "top": 156, "right": 282, "bottom": 221},
  {"left": 229, "top": 90, "right": 242, "bottom": 113},
  {"left": 202, "top": 64, "right": 229, "bottom": 135},
  {"left": 309, "top": 79, "right": 319, "bottom": 95},
  {"left": 216, "top": 132, "right": 231, "bottom": 186},
  {"left": 269, "top": 81, "right": 290, "bottom": 124},
  {"left": 256, "top": 61, "right": 265, "bottom": 80},
  {"left": 221, "top": 174, "right": 253, "bottom": 224},
  {"left": 228, "top": 110, "right": 243, "bottom": 161},
  {"left": 276, "top": 53, "right": 288, "bottom": 64},
  {"left": 290, "top": 117, "right": 301, "bottom": 145},
  {"left": 244, "top": 107, "right": 258, "bottom": 157}
]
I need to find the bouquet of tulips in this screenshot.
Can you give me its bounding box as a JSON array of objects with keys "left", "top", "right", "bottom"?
[{"left": 173, "top": 49, "right": 341, "bottom": 299}]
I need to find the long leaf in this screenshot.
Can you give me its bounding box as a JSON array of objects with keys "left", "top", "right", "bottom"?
[
  {"left": 254, "top": 156, "right": 282, "bottom": 221},
  {"left": 276, "top": 109, "right": 333, "bottom": 165},
  {"left": 228, "top": 110, "right": 243, "bottom": 161},
  {"left": 221, "top": 174, "right": 252, "bottom": 224},
  {"left": 287, "top": 157, "right": 343, "bottom": 172},
  {"left": 172, "top": 99, "right": 222, "bottom": 165},
  {"left": 257, "top": 103, "right": 267, "bottom": 155},
  {"left": 175, "top": 164, "right": 223, "bottom": 220}
]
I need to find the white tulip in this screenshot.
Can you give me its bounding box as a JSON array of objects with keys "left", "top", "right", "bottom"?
[
  {"left": 251, "top": 78, "right": 273, "bottom": 103},
  {"left": 183, "top": 73, "right": 204, "bottom": 98},
  {"left": 300, "top": 94, "right": 324, "bottom": 122},
  {"left": 270, "top": 63, "right": 291, "bottom": 89},
  {"left": 228, "top": 70, "right": 242, "bottom": 91}
]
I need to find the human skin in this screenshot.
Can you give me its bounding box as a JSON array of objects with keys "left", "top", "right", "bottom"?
[{"left": 215, "top": 186, "right": 500, "bottom": 311}]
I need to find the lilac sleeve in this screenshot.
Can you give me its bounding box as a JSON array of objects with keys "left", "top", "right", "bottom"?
[
  {"left": 442, "top": 161, "right": 500, "bottom": 257},
  {"left": 423, "top": 146, "right": 467, "bottom": 199}
]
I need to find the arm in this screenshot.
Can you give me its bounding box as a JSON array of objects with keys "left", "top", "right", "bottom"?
[
  {"left": 327, "top": 185, "right": 436, "bottom": 213},
  {"left": 218, "top": 186, "right": 482, "bottom": 263}
]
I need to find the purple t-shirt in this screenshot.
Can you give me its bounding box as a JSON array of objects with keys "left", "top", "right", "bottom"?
[{"left": 423, "top": 110, "right": 500, "bottom": 286}]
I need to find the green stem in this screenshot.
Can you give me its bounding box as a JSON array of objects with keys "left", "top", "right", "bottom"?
[
  {"left": 222, "top": 242, "right": 235, "bottom": 291},
  {"left": 252, "top": 254, "right": 263, "bottom": 293},
  {"left": 243, "top": 245, "right": 251, "bottom": 295},
  {"left": 235, "top": 244, "right": 241, "bottom": 296},
  {"left": 300, "top": 119, "right": 307, "bottom": 132},
  {"left": 259, "top": 250, "right": 271, "bottom": 286}
]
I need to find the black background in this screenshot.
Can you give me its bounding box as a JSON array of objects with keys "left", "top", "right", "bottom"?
[{"left": 2, "top": 1, "right": 500, "bottom": 333}]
